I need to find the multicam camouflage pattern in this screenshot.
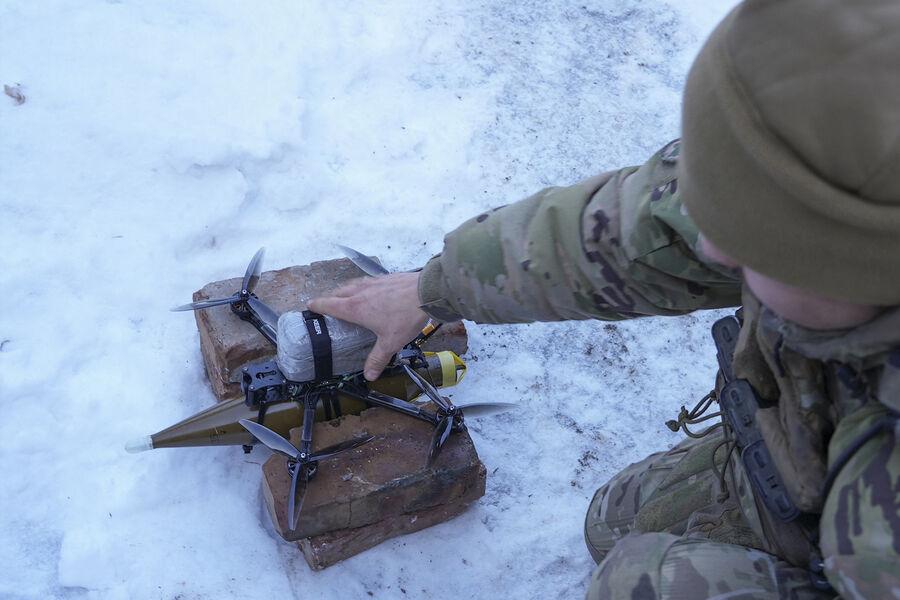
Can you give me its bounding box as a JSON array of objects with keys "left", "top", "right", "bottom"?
[
  {"left": 734, "top": 291, "right": 900, "bottom": 598},
  {"left": 820, "top": 402, "right": 900, "bottom": 600},
  {"left": 584, "top": 431, "right": 764, "bottom": 565},
  {"left": 586, "top": 532, "right": 829, "bottom": 600},
  {"left": 583, "top": 295, "right": 900, "bottom": 598},
  {"left": 781, "top": 313, "right": 900, "bottom": 600},
  {"left": 418, "top": 140, "right": 741, "bottom": 324},
  {"left": 420, "top": 140, "right": 900, "bottom": 598}
]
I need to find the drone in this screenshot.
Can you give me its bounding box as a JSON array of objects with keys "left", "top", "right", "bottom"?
[{"left": 169, "top": 246, "right": 514, "bottom": 530}]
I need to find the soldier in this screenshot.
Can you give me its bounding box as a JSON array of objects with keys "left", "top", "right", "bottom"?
[{"left": 310, "top": 0, "right": 900, "bottom": 597}]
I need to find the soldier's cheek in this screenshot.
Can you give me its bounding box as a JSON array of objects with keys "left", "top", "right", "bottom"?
[{"left": 697, "top": 234, "right": 742, "bottom": 270}]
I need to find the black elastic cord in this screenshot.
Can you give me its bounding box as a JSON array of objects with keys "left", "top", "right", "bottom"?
[{"left": 302, "top": 310, "right": 333, "bottom": 381}]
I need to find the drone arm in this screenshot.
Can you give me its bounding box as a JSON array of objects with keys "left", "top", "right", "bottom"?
[
  {"left": 342, "top": 388, "right": 438, "bottom": 426},
  {"left": 239, "top": 296, "right": 279, "bottom": 346},
  {"left": 258, "top": 321, "right": 277, "bottom": 345}
]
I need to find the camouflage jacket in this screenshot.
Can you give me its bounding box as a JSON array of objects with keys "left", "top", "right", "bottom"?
[{"left": 418, "top": 140, "right": 900, "bottom": 598}]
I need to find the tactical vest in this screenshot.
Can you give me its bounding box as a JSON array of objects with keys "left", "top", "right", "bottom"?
[{"left": 714, "top": 288, "right": 900, "bottom": 568}]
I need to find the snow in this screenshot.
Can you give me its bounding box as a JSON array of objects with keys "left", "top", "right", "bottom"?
[{"left": 0, "top": 1, "right": 737, "bottom": 598}]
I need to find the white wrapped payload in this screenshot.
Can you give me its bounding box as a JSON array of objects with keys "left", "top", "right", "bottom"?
[{"left": 276, "top": 310, "right": 377, "bottom": 382}]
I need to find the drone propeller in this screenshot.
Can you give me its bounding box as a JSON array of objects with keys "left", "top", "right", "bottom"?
[
  {"left": 239, "top": 419, "right": 374, "bottom": 530},
  {"left": 239, "top": 418, "right": 299, "bottom": 459},
  {"left": 427, "top": 414, "right": 454, "bottom": 467},
  {"left": 287, "top": 462, "right": 310, "bottom": 531},
  {"left": 402, "top": 364, "right": 450, "bottom": 411},
  {"left": 309, "top": 436, "right": 377, "bottom": 462},
  {"left": 242, "top": 247, "right": 265, "bottom": 295},
  {"left": 171, "top": 294, "right": 241, "bottom": 312},
  {"left": 285, "top": 435, "right": 375, "bottom": 529},
  {"left": 169, "top": 248, "right": 280, "bottom": 344},
  {"left": 246, "top": 295, "right": 279, "bottom": 331},
  {"left": 336, "top": 244, "right": 390, "bottom": 277},
  {"left": 170, "top": 247, "right": 267, "bottom": 313},
  {"left": 402, "top": 363, "right": 516, "bottom": 466},
  {"left": 451, "top": 401, "right": 518, "bottom": 417}
]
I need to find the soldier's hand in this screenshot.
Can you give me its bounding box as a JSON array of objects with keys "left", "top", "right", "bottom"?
[{"left": 308, "top": 272, "right": 429, "bottom": 381}]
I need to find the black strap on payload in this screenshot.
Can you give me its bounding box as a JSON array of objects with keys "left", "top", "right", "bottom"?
[{"left": 302, "top": 310, "right": 333, "bottom": 381}]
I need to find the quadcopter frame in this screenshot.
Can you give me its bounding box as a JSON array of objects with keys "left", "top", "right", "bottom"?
[{"left": 173, "top": 247, "right": 512, "bottom": 530}]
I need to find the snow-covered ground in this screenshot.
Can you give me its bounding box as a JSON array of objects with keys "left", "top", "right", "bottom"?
[{"left": 1, "top": 1, "right": 737, "bottom": 598}]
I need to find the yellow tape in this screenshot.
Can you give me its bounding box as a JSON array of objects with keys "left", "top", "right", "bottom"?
[
  {"left": 437, "top": 351, "right": 456, "bottom": 388},
  {"left": 425, "top": 351, "right": 467, "bottom": 387},
  {"left": 452, "top": 352, "right": 467, "bottom": 384}
]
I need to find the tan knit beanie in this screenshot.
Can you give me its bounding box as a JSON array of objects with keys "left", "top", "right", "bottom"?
[{"left": 680, "top": 0, "right": 900, "bottom": 305}]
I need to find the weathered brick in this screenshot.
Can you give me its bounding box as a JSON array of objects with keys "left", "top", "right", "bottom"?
[
  {"left": 298, "top": 499, "right": 475, "bottom": 570},
  {"left": 261, "top": 406, "right": 486, "bottom": 542},
  {"left": 191, "top": 257, "right": 468, "bottom": 401}
]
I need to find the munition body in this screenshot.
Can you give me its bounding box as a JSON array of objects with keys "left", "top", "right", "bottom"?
[{"left": 128, "top": 352, "right": 465, "bottom": 452}]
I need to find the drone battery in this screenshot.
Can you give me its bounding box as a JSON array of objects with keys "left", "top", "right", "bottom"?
[{"left": 276, "top": 311, "right": 377, "bottom": 382}]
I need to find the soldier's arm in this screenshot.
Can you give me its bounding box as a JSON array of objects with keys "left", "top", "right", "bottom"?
[
  {"left": 418, "top": 140, "right": 742, "bottom": 324},
  {"left": 820, "top": 403, "right": 900, "bottom": 597}
]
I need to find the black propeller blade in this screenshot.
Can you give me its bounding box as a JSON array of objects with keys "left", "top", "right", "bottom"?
[
  {"left": 403, "top": 364, "right": 451, "bottom": 411},
  {"left": 287, "top": 463, "right": 309, "bottom": 531},
  {"left": 310, "top": 435, "right": 376, "bottom": 462},
  {"left": 424, "top": 403, "right": 515, "bottom": 467},
  {"left": 403, "top": 363, "right": 456, "bottom": 467},
  {"left": 452, "top": 401, "right": 517, "bottom": 418},
  {"left": 427, "top": 415, "right": 454, "bottom": 467},
  {"left": 242, "top": 247, "right": 265, "bottom": 295},
  {"left": 239, "top": 419, "right": 299, "bottom": 459},
  {"left": 402, "top": 361, "right": 517, "bottom": 466},
  {"left": 240, "top": 419, "right": 374, "bottom": 530},
  {"left": 171, "top": 294, "right": 240, "bottom": 312},
  {"left": 336, "top": 244, "right": 390, "bottom": 277},
  {"left": 246, "top": 295, "right": 279, "bottom": 330},
  {"left": 171, "top": 247, "right": 267, "bottom": 313}
]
